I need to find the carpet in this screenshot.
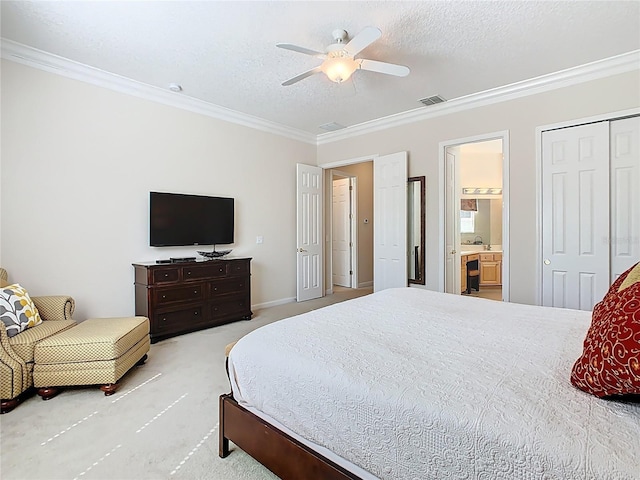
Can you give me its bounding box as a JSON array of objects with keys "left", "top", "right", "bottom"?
[{"left": 0, "top": 287, "right": 372, "bottom": 480}]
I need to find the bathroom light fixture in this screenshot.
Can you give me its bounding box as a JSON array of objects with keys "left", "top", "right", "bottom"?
[
  {"left": 462, "top": 188, "right": 502, "bottom": 195},
  {"left": 168, "top": 83, "right": 183, "bottom": 92}
]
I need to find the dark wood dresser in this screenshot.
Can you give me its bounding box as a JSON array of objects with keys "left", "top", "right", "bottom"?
[{"left": 133, "top": 258, "right": 252, "bottom": 343}]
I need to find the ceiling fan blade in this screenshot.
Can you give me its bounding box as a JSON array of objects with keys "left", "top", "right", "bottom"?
[
  {"left": 282, "top": 66, "right": 323, "bottom": 86},
  {"left": 359, "top": 59, "right": 410, "bottom": 77},
  {"left": 276, "top": 43, "right": 326, "bottom": 58},
  {"left": 343, "top": 26, "right": 382, "bottom": 56}
]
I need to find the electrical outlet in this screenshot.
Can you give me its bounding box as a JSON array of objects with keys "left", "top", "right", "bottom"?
[{"left": 256, "top": 236, "right": 263, "bottom": 244}]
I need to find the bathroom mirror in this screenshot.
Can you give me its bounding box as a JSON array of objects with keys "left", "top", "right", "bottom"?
[
  {"left": 460, "top": 198, "right": 502, "bottom": 247},
  {"left": 408, "top": 176, "right": 425, "bottom": 285}
]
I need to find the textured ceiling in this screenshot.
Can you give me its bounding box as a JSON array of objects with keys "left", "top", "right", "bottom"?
[{"left": 2, "top": 1, "right": 639, "bottom": 136}]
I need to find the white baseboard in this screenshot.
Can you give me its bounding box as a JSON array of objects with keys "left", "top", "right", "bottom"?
[
  {"left": 358, "top": 281, "right": 373, "bottom": 288},
  {"left": 252, "top": 296, "right": 295, "bottom": 311}
]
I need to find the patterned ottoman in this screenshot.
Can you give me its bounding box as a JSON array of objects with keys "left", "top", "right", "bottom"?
[{"left": 33, "top": 316, "right": 150, "bottom": 399}]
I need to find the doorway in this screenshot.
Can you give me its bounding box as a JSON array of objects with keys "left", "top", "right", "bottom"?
[
  {"left": 319, "top": 151, "right": 410, "bottom": 297},
  {"left": 326, "top": 162, "right": 374, "bottom": 294},
  {"left": 439, "top": 131, "right": 510, "bottom": 302}
]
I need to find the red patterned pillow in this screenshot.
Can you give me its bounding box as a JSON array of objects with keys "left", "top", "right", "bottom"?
[{"left": 570, "top": 263, "right": 640, "bottom": 398}]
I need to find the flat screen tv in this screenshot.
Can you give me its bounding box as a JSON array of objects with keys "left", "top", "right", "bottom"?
[{"left": 149, "top": 192, "right": 234, "bottom": 247}]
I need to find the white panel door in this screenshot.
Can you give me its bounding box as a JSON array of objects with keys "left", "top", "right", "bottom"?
[
  {"left": 332, "top": 178, "right": 351, "bottom": 287},
  {"left": 373, "top": 151, "right": 407, "bottom": 292},
  {"left": 444, "top": 147, "right": 461, "bottom": 294},
  {"left": 296, "top": 164, "right": 323, "bottom": 302},
  {"left": 542, "top": 122, "right": 610, "bottom": 310},
  {"left": 610, "top": 116, "right": 640, "bottom": 280}
]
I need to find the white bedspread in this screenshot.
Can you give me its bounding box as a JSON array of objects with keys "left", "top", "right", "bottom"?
[{"left": 228, "top": 288, "right": 640, "bottom": 479}]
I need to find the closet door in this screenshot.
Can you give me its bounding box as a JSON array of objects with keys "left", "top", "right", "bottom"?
[
  {"left": 541, "top": 122, "right": 610, "bottom": 310},
  {"left": 610, "top": 116, "right": 640, "bottom": 280}
]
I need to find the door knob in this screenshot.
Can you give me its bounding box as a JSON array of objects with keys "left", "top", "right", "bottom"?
[
  {"left": 450, "top": 249, "right": 456, "bottom": 255},
  {"left": 544, "top": 259, "right": 551, "bottom": 265},
  {"left": 298, "top": 248, "right": 307, "bottom": 253}
]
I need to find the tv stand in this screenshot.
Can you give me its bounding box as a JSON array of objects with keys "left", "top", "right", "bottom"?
[{"left": 133, "top": 258, "right": 252, "bottom": 343}]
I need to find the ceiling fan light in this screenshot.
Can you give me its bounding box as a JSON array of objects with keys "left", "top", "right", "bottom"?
[{"left": 322, "top": 56, "right": 358, "bottom": 83}]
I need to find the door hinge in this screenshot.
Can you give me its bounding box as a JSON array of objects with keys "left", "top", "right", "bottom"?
[
  {"left": 349, "top": 185, "right": 353, "bottom": 191},
  {"left": 350, "top": 270, "right": 353, "bottom": 275},
  {"left": 349, "top": 242, "right": 353, "bottom": 247}
]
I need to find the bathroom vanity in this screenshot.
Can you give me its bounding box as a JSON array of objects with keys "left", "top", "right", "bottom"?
[{"left": 460, "top": 248, "right": 502, "bottom": 293}]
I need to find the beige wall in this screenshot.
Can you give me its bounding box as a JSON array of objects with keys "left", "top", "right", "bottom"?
[
  {"left": 0, "top": 60, "right": 316, "bottom": 320},
  {"left": 2, "top": 59, "right": 638, "bottom": 313},
  {"left": 324, "top": 162, "right": 374, "bottom": 290},
  {"left": 317, "top": 71, "right": 640, "bottom": 305},
  {"left": 460, "top": 152, "right": 502, "bottom": 189}
]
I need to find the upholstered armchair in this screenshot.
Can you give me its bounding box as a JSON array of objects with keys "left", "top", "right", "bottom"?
[{"left": 1, "top": 268, "right": 77, "bottom": 413}]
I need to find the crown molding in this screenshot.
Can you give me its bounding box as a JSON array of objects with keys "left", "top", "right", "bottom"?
[
  {"left": 0, "top": 39, "right": 317, "bottom": 145},
  {"left": 316, "top": 49, "right": 640, "bottom": 145},
  {"left": 2, "top": 39, "right": 638, "bottom": 147}
]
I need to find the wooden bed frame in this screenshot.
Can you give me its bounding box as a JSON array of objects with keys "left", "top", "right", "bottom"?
[{"left": 219, "top": 393, "right": 362, "bottom": 480}]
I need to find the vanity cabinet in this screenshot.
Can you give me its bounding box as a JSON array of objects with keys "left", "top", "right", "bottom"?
[
  {"left": 133, "top": 258, "right": 252, "bottom": 343},
  {"left": 479, "top": 253, "right": 502, "bottom": 286}
]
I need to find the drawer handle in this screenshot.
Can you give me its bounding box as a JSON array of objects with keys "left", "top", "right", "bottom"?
[
  {"left": 239, "top": 283, "right": 243, "bottom": 288},
  {"left": 213, "top": 287, "right": 218, "bottom": 291},
  {"left": 194, "top": 311, "right": 198, "bottom": 316},
  {"left": 213, "top": 307, "right": 218, "bottom": 312},
  {"left": 161, "top": 317, "right": 167, "bottom": 322},
  {"left": 187, "top": 271, "right": 192, "bottom": 275},
  {"left": 162, "top": 295, "right": 166, "bottom": 299},
  {"left": 194, "top": 290, "right": 198, "bottom": 294},
  {"left": 219, "top": 268, "right": 224, "bottom": 272},
  {"left": 164, "top": 273, "right": 169, "bottom": 277}
]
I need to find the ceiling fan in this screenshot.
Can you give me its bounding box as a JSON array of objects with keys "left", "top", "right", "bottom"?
[{"left": 277, "top": 26, "right": 410, "bottom": 86}]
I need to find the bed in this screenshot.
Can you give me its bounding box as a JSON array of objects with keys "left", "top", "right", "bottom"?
[{"left": 219, "top": 287, "right": 639, "bottom": 479}]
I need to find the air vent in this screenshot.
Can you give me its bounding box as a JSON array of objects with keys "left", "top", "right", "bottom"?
[
  {"left": 319, "top": 122, "right": 346, "bottom": 132},
  {"left": 418, "top": 95, "right": 446, "bottom": 106}
]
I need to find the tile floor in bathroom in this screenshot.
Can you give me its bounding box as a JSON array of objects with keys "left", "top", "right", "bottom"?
[{"left": 466, "top": 286, "right": 503, "bottom": 301}]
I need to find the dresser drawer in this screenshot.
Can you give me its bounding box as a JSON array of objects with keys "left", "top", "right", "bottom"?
[
  {"left": 182, "top": 263, "right": 227, "bottom": 280},
  {"left": 209, "top": 295, "right": 251, "bottom": 321},
  {"left": 154, "top": 307, "right": 204, "bottom": 333},
  {"left": 152, "top": 268, "right": 180, "bottom": 284},
  {"left": 227, "top": 259, "right": 250, "bottom": 275},
  {"left": 209, "top": 276, "right": 249, "bottom": 296},
  {"left": 154, "top": 284, "right": 204, "bottom": 305}
]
